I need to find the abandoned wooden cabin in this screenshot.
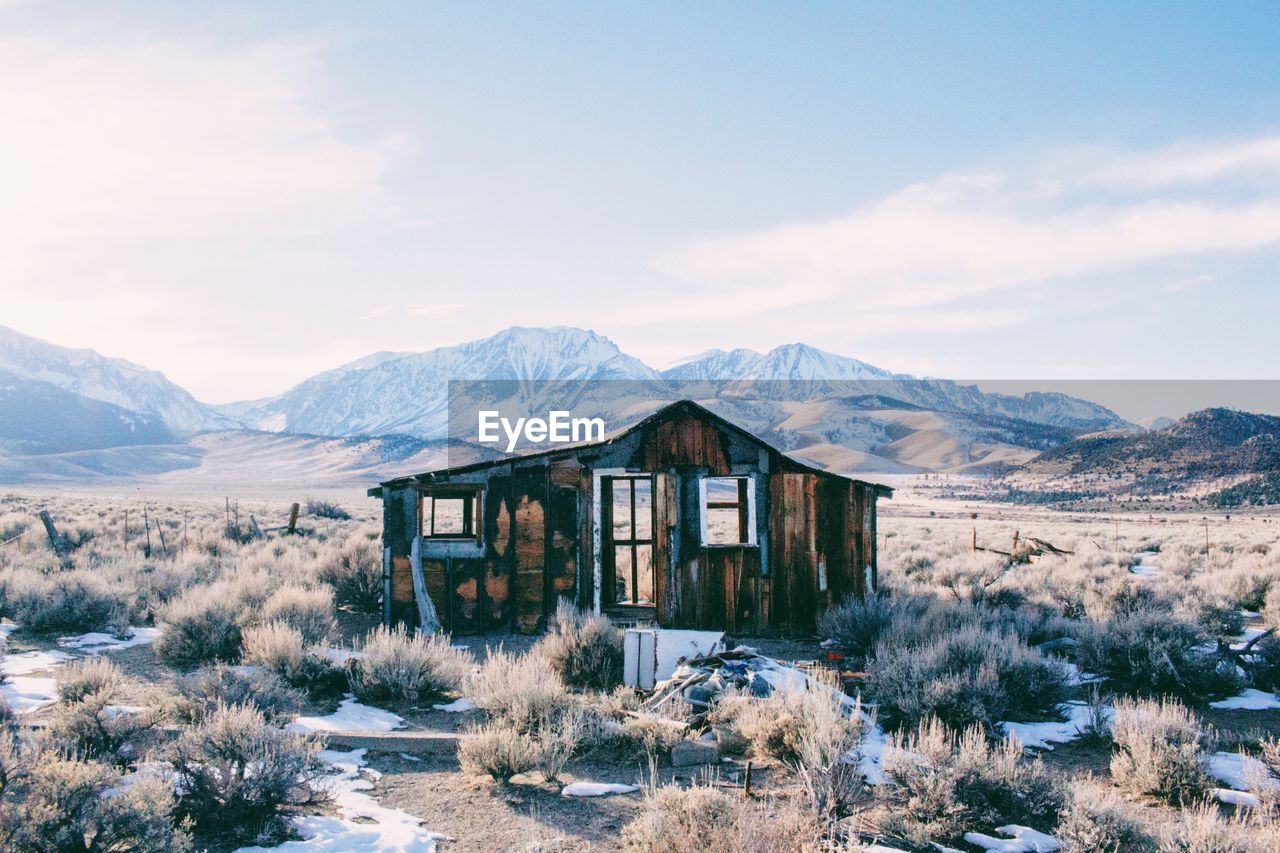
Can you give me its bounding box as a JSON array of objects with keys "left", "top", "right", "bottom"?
[{"left": 369, "top": 400, "right": 892, "bottom": 635}]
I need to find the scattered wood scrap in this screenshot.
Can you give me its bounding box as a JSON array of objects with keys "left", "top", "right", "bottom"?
[{"left": 972, "top": 528, "right": 1074, "bottom": 562}]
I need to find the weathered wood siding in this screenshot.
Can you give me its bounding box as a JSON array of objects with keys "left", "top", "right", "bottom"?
[{"left": 380, "top": 402, "right": 881, "bottom": 635}]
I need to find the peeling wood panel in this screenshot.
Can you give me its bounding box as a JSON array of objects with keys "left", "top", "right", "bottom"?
[
  {"left": 392, "top": 556, "right": 414, "bottom": 603},
  {"left": 546, "top": 484, "right": 578, "bottom": 608},
  {"left": 483, "top": 477, "right": 513, "bottom": 632},
  {"left": 653, "top": 472, "right": 676, "bottom": 623},
  {"left": 512, "top": 469, "right": 547, "bottom": 634}
]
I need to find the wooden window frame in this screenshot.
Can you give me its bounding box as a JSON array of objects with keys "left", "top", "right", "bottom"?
[
  {"left": 602, "top": 474, "right": 657, "bottom": 608},
  {"left": 419, "top": 486, "right": 484, "bottom": 544},
  {"left": 699, "top": 476, "right": 756, "bottom": 547}
]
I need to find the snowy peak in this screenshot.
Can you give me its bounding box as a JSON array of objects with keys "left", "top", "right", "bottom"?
[
  {"left": 229, "top": 326, "right": 662, "bottom": 437},
  {"left": 661, "top": 342, "right": 896, "bottom": 382},
  {"left": 0, "top": 325, "right": 233, "bottom": 434}
]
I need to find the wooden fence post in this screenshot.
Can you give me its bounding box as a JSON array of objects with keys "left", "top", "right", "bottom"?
[
  {"left": 287, "top": 502, "right": 300, "bottom": 535},
  {"left": 39, "top": 510, "right": 67, "bottom": 559}
]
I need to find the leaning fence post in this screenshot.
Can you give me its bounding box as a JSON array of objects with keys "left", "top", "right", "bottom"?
[
  {"left": 287, "top": 502, "right": 300, "bottom": 535},
  {"left": 39, "top": 510, "right": 67, "bottom": 559}
]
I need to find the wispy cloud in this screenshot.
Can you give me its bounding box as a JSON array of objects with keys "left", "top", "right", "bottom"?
[
  {"left": 359, "top": 303, "right": 468, "bottom": 321},
  {"left": 660, "top": 135, "right": 1280, "bottom": 324}
]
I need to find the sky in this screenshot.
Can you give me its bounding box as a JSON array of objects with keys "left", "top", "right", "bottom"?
[{"left": 3, "top": 1, "right": 1280, "bottom": 403}]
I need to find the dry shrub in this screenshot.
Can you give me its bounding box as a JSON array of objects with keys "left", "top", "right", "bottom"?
[
  {"left": 257, "top": 584, "right": 337, "bottom": 645},
  {"left": 241, "top": 621, "right": 344, "bottom": 695},
  {"left": 621, "top": 781, "right": 821, "bottom": 853},
  {"left": 175, "top": 664, "right": 304, "bottom": 723},
  {"left": 709, "top": 680, "right": 867, "bottom": 821},
  {"left": 57, "top": 657, "right": 123, "bottom": 705},
  {"left": 534, "top": 704, "right": 589, "bottom": 782},
  {"left": 317, "top": 532, "right": 383, "bottom": 612},
  {"left": 458, "top": 721, "right": 538, "bottom": 781},
  {"left": 1158, "top": 801, "right": 1271, "bottom": 852},
  {"left": 880, "top": 718, "right": 1064, "bottom": 847},
  {"left": 818, "top": 592, "right": 903, "bottom": 659},
  {"left": 536, "top": 599, "right": 623, "bottom": 689},
  {"left": 469, "top": 647, "right": 567, "bottom": 730},
  {"left": 348, "top": 625, "right": 471, "bottom": 706},
  {"left": 305, "top": 498, "right": 351, "bottom": 520},
  {"left": 4, "top": 569, "right": 122, "bottom": 634},
  {"left": 155, "top": 587, "right": 243, "bottom": 666},
  {"left": 1077, "top": 610, "right": 1243, "bottom": 701},
  {"left": 1109, "top": 697, "right": 1211, "bottom": 805},
  {"left": 868, "top": 624, "right": 1069, "bottom": 731},
  {"left": 1056, "top": 778, "right": 1157, "bottom": 853},
  {"left": 170, "top": 703, "right": 323, "bottom": 843},
  {"left": 0, "top": 752, "right": 191, "bottom": 852},
  {"left": 49, "top": 696, "right": 162, "bottom": 767}
]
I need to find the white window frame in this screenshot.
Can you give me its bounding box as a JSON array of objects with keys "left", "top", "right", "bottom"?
[{"left": 699, "top": 475, "right": 757, "bottom": 547}]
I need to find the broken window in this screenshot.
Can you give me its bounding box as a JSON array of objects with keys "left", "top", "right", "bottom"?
[
  {"left": 420, "top": 488, "right": 482, "bottom": 542},
  {"left": 700, "top": 476, "right": 755, "bottom": 546},
  {"left": 603, "top": 475, "right": 655, "bottom": 606}
]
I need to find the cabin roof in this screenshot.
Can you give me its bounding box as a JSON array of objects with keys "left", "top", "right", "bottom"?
[{"left": 368, "top": 399, "right": 894, "bottom": 497}]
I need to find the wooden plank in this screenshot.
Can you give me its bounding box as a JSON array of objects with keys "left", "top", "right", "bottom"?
[
  {"left": 511, "top": 468, "right": 547, "bottom": 633},
  {"left": 483, "top": 477, "right": 513, "bottom": 631}
]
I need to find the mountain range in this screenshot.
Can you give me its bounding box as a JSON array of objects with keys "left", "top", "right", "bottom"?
[
  {"left": 1002, "top": 407, "right": 1280, "bottom": 502},
  {"left": 0, "top": 323, "right": 1138, "bottom": 482}
]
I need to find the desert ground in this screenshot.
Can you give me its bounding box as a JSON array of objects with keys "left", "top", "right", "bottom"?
[{"left": 0, "top": 484, "right": 1278, "bottom": 852}]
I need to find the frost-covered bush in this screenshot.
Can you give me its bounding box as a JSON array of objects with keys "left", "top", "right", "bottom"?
[
  {"left": 170, "top": 703, "right": 322, "bottom": 842},
  {"left": 155, "top": 587, "right": 243, "bottom": 666},
  {"left": 1109, "top": 697, "right": 1211, "bottom": 805},
  {"left": 868, "top": 625, "right": 1069, "bottom": 731},
  {"left": 257, "top": 584, "right": 337, "bottom": 645},
  {"left": 880, "top": 718, "right": 1064, "bottom": 847},
  {"left": 469, "top": 647, "right": 567, "bottom": 730},
  {"left": 348, "top": 625, "right": 471, "bottom": 706},
  {"left": 536, "top": 599, "right": 623, "bottom": 690},
  {"left": 175, "top": 664, "right": 304, "bottom": 723}
]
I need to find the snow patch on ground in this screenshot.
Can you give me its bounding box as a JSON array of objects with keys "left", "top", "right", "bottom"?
[
  {"left": 963, "top": 824, "right": 1061, "bottom": 852},
  {"left": 1208, "top": 751, "right": 1279, "bottom": 793},
  {"left": 561, "top": 781, "right": 640, "bottom": 797},
  {"left": 236, "top": 748, "right": 450, "bottom": 853},
  {"left": 1, "top": 625, "right": 163, "bottom": 714},
  {"left": 324, "top": 647, "right": 362, "bottom": 666},
  {"left": 58, "top": 627, "right": 162, "bottom": 653},
  {"left": 1000, "top": 701, "right": 1112, "bottom": 751},
  {"left": 1215, "top": 788, "right": 1262, "bottom": 808},
  {"left": 1060, "top": 662, "right": 1103, "bottom": 687},
  {"left": 286, "top": 696, "right": 404, "bottom": 734},
  {"left": 0, "top": 675, "right": 59, "bottom": 713},
  {"left": 1210, "top": 689, "right": 1280, "bottom": 710},
  {"left": 431, "top": 698, "right": 475, "bottom": 713},
  {"left": 2, "top": 649, "right": 74, "bottom": 675}
]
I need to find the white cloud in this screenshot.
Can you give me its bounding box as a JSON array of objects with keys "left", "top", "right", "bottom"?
[
  {"left": 665, "top": 185, "right": 1280, "bottom": 319},
  {"left": 1091, "top": 134, "right": 1280, "bottom": 187}
]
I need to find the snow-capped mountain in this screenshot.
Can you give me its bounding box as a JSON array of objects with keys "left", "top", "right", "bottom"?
[
  {"left": 0, "top": 369, "right": 174, "bottom": 454},
  {"left": 0, "top": 325, "right": 233, "bottom": 434},
  {"left": 663, "top": 343, "right": 898, "bottom": 382},
  {"left": 663, "top": 342, "right": 1127, "bottom": 432},
  {"left": 225, "top": 326, "right": 663, "bottom": 437}
]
